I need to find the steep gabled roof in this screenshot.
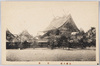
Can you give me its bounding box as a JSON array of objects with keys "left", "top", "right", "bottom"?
[
  {"left": 42, "top": 14, "right": 79, "bottom": 38},
  {"left": 45, "top": 14, "right": 79, "bottom": 32},
  {"left": 6, "top": 29, "right": 15, "bottom": 42},
  {"left": 19, "top": 30, "right": 34, "bottom": 42}
]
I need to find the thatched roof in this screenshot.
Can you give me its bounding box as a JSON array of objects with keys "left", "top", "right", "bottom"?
[
  {"left": 19, "top": 30, "right": 34, "bottom": 42},
  {"left": 42, "top": 14, "right": 79, "bottom": 38},
  {"left": 6, "top": 29, "right": 15, "bottom": 42},
  {"left": 45, "top": 14, "right": 79, "bottom": 32}
]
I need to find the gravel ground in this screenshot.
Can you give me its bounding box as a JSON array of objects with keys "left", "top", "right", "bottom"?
[{"left": 6, "top": 48, "right": 96, "bottom": 61}]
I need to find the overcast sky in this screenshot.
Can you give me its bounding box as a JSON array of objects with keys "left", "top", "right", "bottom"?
[{"left": 1, "top": 1, "right": 98, "bottom": 36}]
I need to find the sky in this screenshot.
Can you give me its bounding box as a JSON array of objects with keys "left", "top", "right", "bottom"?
[{"left": 1, "top": 1, "right": 98, "bottom": 36}]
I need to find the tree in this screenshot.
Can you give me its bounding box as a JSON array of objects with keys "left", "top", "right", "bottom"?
[{"left": 48, "top": 34, "right": 55, "bottom": 49}]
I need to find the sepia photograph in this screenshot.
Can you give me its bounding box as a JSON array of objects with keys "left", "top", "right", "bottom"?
[{"left": 1, "top": 1, "right": 99, "bottom": 65}]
